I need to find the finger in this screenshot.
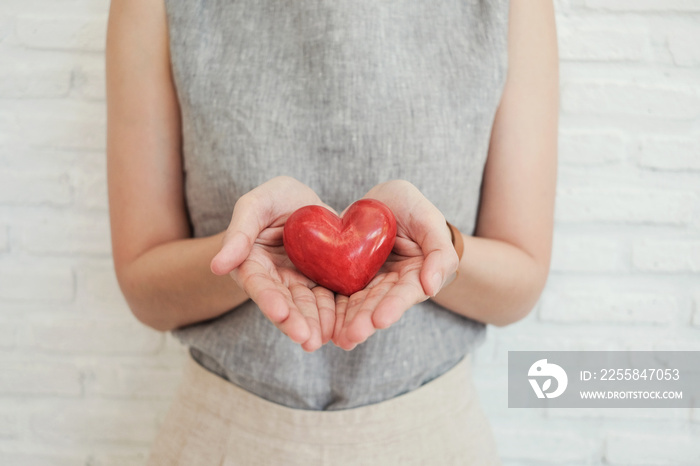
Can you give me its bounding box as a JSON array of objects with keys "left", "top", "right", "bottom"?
[
  {"left": 211, "top": 231, "right": 253, "bottom": 276},
  {"left": 211, "top": 177, "right": 331, "bottom": 276},
  {"left": 332, "top": 294, "right": 349, "bottom": 345},
  {"left": 420, "top": 247, "right": 459, "bottom": 297},
  {"left": 371, "top": 276, "right": 428, "bottom": 330},
  {"left": 313, "top": 286, "right": 336, "bottom": 345},
  {"left": 334, "top": 291, "right": 370, "bottom": 350},
  {"left": 232, "top": 264, "right": 311, "bottom": 344},
  {"left": 289, "top": 284, "right": 323, "bottom": 352},
  {"left": 389, "top": 203, "right": 456, "bottom": 296},
  {"left": 344, "top": 274, "right": 398, "bottom": 345},
  {"left": 411, "top": 216, "right": 458, "bottom": 296},
  {"left": 335, "top": 277, "right": 395, "bottom": 349},
  {"left": 211, "top": 196, "right": 267, "bottom": 275}
]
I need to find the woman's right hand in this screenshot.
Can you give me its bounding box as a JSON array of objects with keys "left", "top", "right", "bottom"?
[{"left": 210, "top": 176, "right": 336, "bottom": 352}]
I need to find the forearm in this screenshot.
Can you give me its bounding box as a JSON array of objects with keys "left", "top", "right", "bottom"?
[
  {"left": 431, "top": 233, "right": 549, "bottom": 327},
  {"left": 117, "top": 231, "right": 249, "bottom": 332}
]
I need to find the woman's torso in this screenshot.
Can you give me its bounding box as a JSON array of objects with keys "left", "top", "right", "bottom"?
[{"left": 165, "top": 0, "right": 509, "bottom": 410}]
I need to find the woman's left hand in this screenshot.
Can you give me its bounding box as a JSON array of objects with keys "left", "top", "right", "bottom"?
[{"left": 332, "top": 180, "right": 460, "bottom": 350}]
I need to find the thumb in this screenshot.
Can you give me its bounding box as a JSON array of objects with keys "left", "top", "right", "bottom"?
[
  {"left": 418, "top": 222, "right": 459, "bottom": 297},
  {"left": 210, "top": 197, "right": 267, "bottom": 275}
]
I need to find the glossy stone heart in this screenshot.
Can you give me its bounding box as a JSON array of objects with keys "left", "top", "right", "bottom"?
[{"left": 283, "top": 199, "right": 397, "bottom": 296}]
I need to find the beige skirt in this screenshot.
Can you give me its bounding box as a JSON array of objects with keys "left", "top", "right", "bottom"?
[{"left": 147, "top": 352, "right": 501, "bottom": 466}]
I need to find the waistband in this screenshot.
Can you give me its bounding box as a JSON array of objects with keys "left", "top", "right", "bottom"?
[{"left": 179, "top": 351, "right": 476, "bottom": 445}]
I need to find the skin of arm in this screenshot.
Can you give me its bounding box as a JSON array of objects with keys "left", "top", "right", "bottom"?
[
  {"left": 430, "top": 0, "right": 559, "bottom": 327},
  {"left": 106, "top": 0, "right": 249, "bottom": 332}
]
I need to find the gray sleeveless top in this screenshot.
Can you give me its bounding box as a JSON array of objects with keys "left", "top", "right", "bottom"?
[{"left": 165, "top": 0, "right": 509, "bottom": 410}]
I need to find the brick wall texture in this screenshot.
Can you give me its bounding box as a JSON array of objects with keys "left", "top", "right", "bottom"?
[{"left": 0, "top": 0, "right": 699, "bottom": 464}]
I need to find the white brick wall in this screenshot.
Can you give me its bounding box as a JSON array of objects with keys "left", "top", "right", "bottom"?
[{"left": 0, "top": 0, "right": 698, "bottom": 464}]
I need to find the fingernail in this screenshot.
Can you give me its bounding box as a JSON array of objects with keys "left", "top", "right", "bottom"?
[{"left": 431, "top": 272, "right": 442, "bottom": 296}]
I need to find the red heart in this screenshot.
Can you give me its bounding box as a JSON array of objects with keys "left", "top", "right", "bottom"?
[{"left": 283, "top": 199, "right": 397, "bottom": 296}]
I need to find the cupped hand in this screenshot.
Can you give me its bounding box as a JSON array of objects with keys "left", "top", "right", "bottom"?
[
  {"left": 210, "top": 176, "right": 336, "bottom": 352},
  {"left": 332, "top": 180, "right": 459, "bottom": 350}
]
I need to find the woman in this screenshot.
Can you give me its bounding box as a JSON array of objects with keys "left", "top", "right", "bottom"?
[{"left": 106, "top": 0, "right": 558, "bottom": 463}]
